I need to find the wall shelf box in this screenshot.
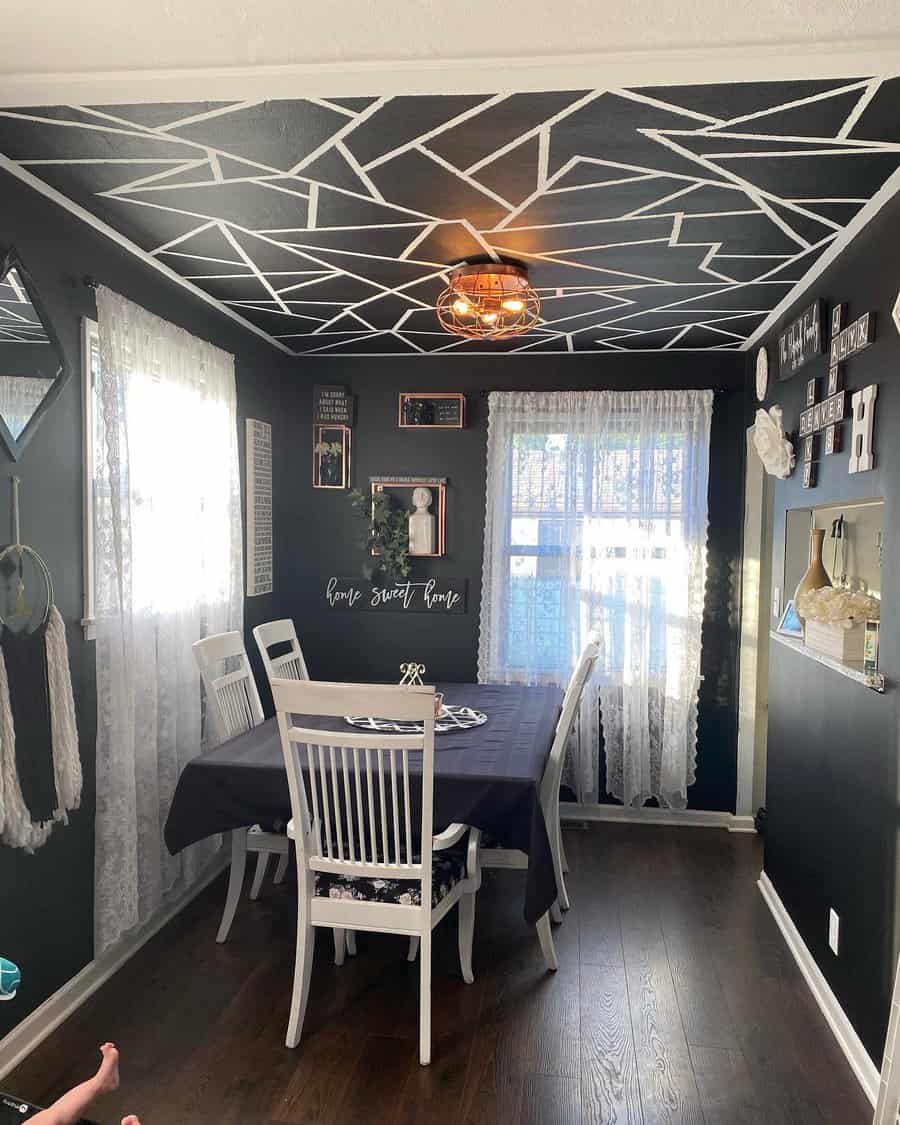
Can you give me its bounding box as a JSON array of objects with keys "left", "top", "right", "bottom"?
[
  {"left": 370, "top": 476, "right": 447, "bottom": 558},
  {"left": 804, "top": 619, "right": 866, "bottom": 663},
  {"left": 770, "top": 631, "right": 886, "bottom": 693},
  {"left": 398, "top": 393, "right": 466, "bottom": 429}
]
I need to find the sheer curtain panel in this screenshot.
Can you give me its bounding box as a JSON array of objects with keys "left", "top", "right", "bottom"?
[
  {"left": 478, "top": 390, "right": 712, "bottom": 809},
  {"left": 94, "top": 287, "right": 242, "bottom": 954}
]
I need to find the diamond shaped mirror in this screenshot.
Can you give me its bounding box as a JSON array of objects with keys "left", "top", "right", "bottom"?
[{"left": 0, "top": 250, "right": 66, "bottom": 461}]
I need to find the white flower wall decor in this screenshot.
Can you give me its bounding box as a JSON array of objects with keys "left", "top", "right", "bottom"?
[{"left": 753, "top": 406, "right": 796, "bottom": 479}]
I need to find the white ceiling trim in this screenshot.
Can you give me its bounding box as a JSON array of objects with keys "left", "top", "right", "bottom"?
[{"left": 2, "top": 39, "right": 900, "bottom": 106}]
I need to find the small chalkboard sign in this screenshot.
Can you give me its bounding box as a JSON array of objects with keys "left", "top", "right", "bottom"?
[
  {"left": 314, "top": 385, "right": 354, "bottom": 426},
  {"left": 778, "top": 300, "right": 824, "bottom": 380},
  {"left": 398, "top": 393, "right": 466, "bottom": 429}
]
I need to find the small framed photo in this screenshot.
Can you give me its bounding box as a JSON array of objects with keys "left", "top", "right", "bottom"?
[
  {"left": 313, "top": 424, "right": 351, "bottom": 489},
  {"left": 776, "top": 599, "right": 804, "bottom": 639},
  {"left": 825, "top": 423, "right": 841, "bottom": 455},
  {"left": 806, "top": 378, "right": 817, "bottom": 407},
  {"left": 802, "top": 461, "right": 817, "bottom": 489},
  {"left": 827, "top": 365, "right": 842, "bottom": 397},
  {"left": 802, "top": 434, "right": 817, "bottom": 463}
]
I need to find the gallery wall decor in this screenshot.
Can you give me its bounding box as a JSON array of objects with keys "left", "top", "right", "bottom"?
[
  {"left": 324, "top": 575, "right": 467, "bottom": 613},
  {"left": 245, "top": 418, "right": 273, "bottom": 595},
  {"left": 314, "top": 384, "right": 354, "bottom": 426},
  {"left": 777, "top": 299, "right": 823, "bottom": 379},
  {"left": 753, "top": 404, "right": 795, "bottom": 478},
  {"left": 755, "top": 346, "right": 769, "bottom": 402},
  {"left": 848, "top": 385, "right": 878, "bottom": 474},
  {"left": 313, "top": 423, "right": 351, "bottom": 489},
  {"left": 398, "top": 392, "right": 466, "bottom": 429},
  {"left": 2, "top": 78, "right": 900, "bottom": 355},
  {"left": 370, "top": 476, "right": 447, "bottom": 558},
  {"left": 893, "top": 290, "right": 900, "bottom": 337}
]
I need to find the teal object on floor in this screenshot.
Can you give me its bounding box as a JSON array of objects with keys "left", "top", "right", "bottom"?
[{"left": 0, "top": 958, "right": 20, "bottom": 1000}]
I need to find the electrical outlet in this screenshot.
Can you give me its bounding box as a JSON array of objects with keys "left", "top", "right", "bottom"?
[{"left": 828, "top": 909, "right": 840, "bottom": 955}]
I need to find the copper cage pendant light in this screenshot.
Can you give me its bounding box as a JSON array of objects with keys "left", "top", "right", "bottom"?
[{"left": 436, "top": 262, "right": 540, "bottom": 340}]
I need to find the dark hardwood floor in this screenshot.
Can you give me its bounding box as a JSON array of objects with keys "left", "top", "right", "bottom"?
[{"left": 6, "top": 825, "right": 873, "bottom": 1124}]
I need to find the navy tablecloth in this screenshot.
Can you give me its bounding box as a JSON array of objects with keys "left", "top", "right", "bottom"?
[{"left": 164, "top": 683, "right": 562, "bottom": 923}]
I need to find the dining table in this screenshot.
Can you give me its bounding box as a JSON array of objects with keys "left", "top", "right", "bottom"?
[{"left": 164, "top": 682, "right": 563, "bottom": 924}]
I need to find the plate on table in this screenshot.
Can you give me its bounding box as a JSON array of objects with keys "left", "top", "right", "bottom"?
[{"left": 345, "top": 705, "right": 487, "bottom": 734}]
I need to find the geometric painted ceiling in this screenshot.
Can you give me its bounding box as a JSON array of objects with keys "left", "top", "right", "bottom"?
[{"left": 1, "top": 76, "right": 899, "bottom": 355}]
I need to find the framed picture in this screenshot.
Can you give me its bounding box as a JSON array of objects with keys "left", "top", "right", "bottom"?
[
  {"left": 369, "top": 475, "right": 447, "bottom": 557},
  {"left": 776, "top": 599, "right": 804, "bottom": 639},
  {"left": 313, "top": 424, "right": 351, "bottom": 489}
]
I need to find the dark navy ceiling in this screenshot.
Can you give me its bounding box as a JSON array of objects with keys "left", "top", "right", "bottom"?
[{"left": 2, "top": 78, "right": 899, "bottom": 355}]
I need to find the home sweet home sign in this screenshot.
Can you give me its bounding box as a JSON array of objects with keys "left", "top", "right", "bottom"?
[{"left": 325, "top": 576, "right": 467, "bottom": 613}]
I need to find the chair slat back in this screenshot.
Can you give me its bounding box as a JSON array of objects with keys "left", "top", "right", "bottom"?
[
  {"left": 272, "top": 680, "right": 436, "bottom": 886},
  {"left": 253, "top": 619, "right": 310, "bottom": 684},
  {"left": 541, "top": 627, "right": 602, "bottom": 806},
  {"left": 192, "top": 631, "right": 264, "bottom": 744}
]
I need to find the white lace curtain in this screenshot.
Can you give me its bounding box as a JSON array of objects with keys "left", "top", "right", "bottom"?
[
  {"left": 478, "top": 389, "right": 712, "bottom": 808},
  {"left": 94, "top": 287, "right": 242, "bottom": 955},
  {"left": 0, "top": 375, "right": 54, "bottom": 439}
]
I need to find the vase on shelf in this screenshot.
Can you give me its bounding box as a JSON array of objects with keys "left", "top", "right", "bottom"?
[{"left": 794, "top": 527, "right": 832, "bottom": 621}]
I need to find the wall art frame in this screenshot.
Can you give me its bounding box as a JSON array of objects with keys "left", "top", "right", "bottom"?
[
  {"left": 370, "top": 475, "right": 447, "bottom": 558},
  {"left": 313, "top": 424, "right": 351, "bottom": 490}
]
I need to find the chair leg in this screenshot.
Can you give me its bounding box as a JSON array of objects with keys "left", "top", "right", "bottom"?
[
  {"left": 273, "top": 851, "right": 289, "bottom": 885},
  {"left": 536, "top": 911, "right": 559, "bottom": 972},
  {"left": 407, "top": 935, "right": 420, "bottom": 962},
  {"left": 419, "top": 928, "right": 432, "bottom": 1066},
  {"left": 560, "top": 831, "right": 570, "bottom": 875},
  {"left": 550, "top": 900, "right": 563, "bottom": 925},
  {"left": 552, "top": 820, "right": 571, "bottom": 912},
  {"left": 346, "top": 930, "right": 357, "bottom": 957},
  {"left": 286, "top": 916, "right": 315, "bottom": 1049},
  {"left": 216, "top": 829, "right": 248, "bottom": 944},
  {"left": 333, "top": 928, "right": 346, "bottom": 967},
  {"left": 458, "top": 894, "right": 476, "bottom": 984},
  {"left": 249, "top": 851, "right": 271, "bottom": 901}
]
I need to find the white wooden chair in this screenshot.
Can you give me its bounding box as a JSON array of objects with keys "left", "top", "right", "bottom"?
[
  {"left": 192, "top": 631, "right": 290, "bottom": 943},
  {"left": 272, "top": 678, "right": 481, "bottom": 1066},
  {"left": 253, "top": 618, "right": 357, "bottom": 963},
  {"left": 479, "top": 627, "right": 602, "bottom": 934},
  {"left": 253, "top": 619, "right": 309, "bottom": 683}
]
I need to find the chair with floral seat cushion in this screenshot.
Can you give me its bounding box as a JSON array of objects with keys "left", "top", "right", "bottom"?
[
  {"left": 272, "top": 678, "right": 481, "bottom": 1066},
  {"left": 479, "top": 627, "right": 602, "bottom": 925}
]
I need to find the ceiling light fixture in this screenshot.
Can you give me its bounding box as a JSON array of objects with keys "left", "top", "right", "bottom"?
[{"left": 436, "top": 263, "right": 540, "bottom": 340}]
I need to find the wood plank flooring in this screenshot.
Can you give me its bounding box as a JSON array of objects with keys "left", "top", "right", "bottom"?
[{"left": 5, "top": 825, "right": 873, "bottom": 1124}]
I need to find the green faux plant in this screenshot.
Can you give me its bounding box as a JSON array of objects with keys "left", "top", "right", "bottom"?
[{"left": 349, "top": 488, "right": 409, "bottom": 581}]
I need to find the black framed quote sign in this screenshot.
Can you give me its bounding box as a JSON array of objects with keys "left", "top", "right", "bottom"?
[
  {"left": 324, "top": 577, "right": 467, "bottom": 613},
  {"left": 398, "top": 393, "right": 466, "bottom": 429},
  {"left": 778, "top": 300, "right": 824, "bottom": 379},
  {"left": 314, "top": 385, "right": 354, "bottom": 426}
]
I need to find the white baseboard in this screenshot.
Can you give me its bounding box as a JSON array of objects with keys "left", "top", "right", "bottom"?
[
  {"left": 561, "top": 803, "right": 757, "bottom": 833},
  {"left": 0, "top": 853, "right": 228, "bottom": 1082},
  {"left": 758, "top": 871, "right": 880, "bottom": 1107}
]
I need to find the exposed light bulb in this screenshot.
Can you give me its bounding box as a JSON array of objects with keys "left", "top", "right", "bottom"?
[
  {"left": 480, "top": 311, "right": 498, "bottom": 325},
  {"left": 452, "top": 298, "right": 471, "bottom": 316},
  {"left": 502, "top": 298, "right": 525, "bottom": 313}
]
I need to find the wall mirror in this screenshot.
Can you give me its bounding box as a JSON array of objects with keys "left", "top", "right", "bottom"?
[{"left": 0, "top": 249, "right": 67, "bottom": 460}]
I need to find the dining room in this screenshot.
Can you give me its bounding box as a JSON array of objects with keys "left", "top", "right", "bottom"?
[{"left": 2, "top": 11, "right": 900, "bottom": 1124}]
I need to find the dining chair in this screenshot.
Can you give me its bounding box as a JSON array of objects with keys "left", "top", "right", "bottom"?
[
  {"left": 479, "top": 627, "right": 602, "bottom": 933},
  {"left": 253, "top": 618, "right": 358, "bottom": 962},
  {"left": 272, "top": 678, "right": 481, "bottom": 1066},
  {"left": 253, "top": 618, "right": 309, "bottom": 683},
  {"left": 192, "top": 631, "right": 291, "bottom": 943}
]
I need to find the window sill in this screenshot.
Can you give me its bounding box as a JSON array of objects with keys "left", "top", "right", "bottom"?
[{"left": 769, "top": 630, "right": 886, "bottom": 693}]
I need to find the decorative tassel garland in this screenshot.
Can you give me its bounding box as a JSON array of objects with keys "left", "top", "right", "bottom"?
[{"left": 0, "top": 606, "right": 81, "bottom": 851}]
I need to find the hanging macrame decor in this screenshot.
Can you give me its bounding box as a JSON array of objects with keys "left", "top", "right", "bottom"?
[{"left": 0, "top": 478, "right": 81, "bottom": 851}]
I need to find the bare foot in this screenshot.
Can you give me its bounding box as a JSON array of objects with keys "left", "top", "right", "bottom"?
[{"left": 95, "top": 1043, "right": 120, "bottom": 1094}]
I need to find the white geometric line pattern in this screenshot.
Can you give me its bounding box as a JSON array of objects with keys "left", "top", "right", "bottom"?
[{"left": 1, "top": 78, "right": 898, "bottom": 355}]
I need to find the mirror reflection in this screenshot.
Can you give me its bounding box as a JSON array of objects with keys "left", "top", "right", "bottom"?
[{"left": 0, "top": 263, "right": 62, "bottom": 443}]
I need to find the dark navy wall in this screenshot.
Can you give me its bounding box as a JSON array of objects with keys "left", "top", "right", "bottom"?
[
  {"left": 755, "top": 189, "right": 900, "bottom": 1064},
  {"left": 0, "top": 169, "right": 295, "bottom": 1039},
  {"left": 277, "top": 354, "right": 747, "bottom": 812}
]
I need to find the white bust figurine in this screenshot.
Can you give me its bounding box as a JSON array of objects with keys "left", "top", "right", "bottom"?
[{"left": 408, "top": 486, "right": 435, "bottom": 556}]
